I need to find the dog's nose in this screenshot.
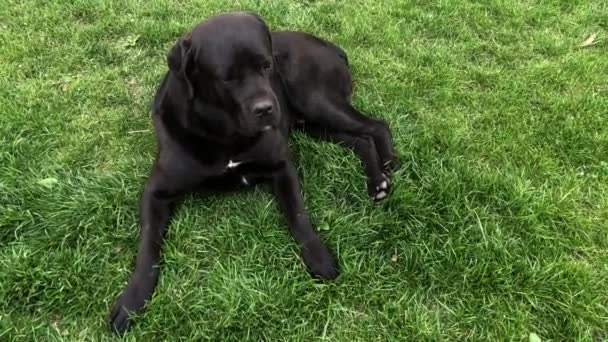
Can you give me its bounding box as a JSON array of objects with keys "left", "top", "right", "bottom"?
[{"left": 253, "top": 100, "right": 273, "bottom": 117}]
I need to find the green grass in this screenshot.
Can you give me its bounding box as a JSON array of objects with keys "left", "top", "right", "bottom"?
[{"left": 1, "top": 0, "right": 607, "bottom": 340}]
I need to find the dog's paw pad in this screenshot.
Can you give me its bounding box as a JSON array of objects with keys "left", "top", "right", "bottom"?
[
  {"left": 369, "top": 174, "right": 391, "bottom": 201},
  {"left": 376, "top": 180, "right": 388, "bottom": 191},
  {"left": 374, "top": 191, "right": 388, "bottom": 201},
  {"left": 367, "top": 171, "right": 391, "bottom": 201}
]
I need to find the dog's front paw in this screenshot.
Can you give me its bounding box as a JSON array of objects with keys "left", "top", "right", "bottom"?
[
  {"left": 301, "top": 239, "right": 339, "bottom": 280},
  {"left": 109, "top": 283, "right": 151, "bottom": 335},
  {"left": 368, "top": 173, "right": 390, "bottom": 201}
]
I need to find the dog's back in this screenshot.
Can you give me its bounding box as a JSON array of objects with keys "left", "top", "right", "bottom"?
[{"left": 271, "top": 31, "right": 354, "bottom": 111}]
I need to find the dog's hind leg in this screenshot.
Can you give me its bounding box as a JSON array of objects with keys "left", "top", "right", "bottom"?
[
  {"left": 294, "top": 98, "right": 398, "bottom": 200},
  {"left": 298, "top": 122, "right": 390, "bottom": 201},
  {"left": 297, "top": 99, "right": 398, "bottom": 173}
]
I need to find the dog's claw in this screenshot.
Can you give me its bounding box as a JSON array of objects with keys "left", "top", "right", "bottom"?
[
  {"left": 108, "top": 282, "right": 153, "bottom": 334},
  {"left": 301, "top": 239, "right": 339, "bottom": 280},
  {"left": 382, "top": 156, "right": 400, "bottom": 173},
  {"left": 109, "top": 302, "right": 132, "bottom": 335}
]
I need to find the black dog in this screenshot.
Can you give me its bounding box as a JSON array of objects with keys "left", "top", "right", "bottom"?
[{"left": 109, "top": 12, "right": 398, "bottom": 333}]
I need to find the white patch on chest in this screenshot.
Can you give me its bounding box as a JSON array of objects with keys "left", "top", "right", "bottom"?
[{"left": 227, "top": 160, "right": 243, "bottom": 169}]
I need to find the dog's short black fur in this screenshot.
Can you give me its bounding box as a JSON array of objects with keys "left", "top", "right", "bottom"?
[{"left": 109, "top": 12, "right": 398, "bottom": 333}]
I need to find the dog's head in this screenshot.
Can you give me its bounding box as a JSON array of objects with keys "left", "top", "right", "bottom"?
[{"left": 167, "top": 12, "right": 278, "bottom": 137}]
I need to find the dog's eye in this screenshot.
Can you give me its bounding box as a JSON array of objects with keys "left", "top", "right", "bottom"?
[
  {"left": 222, "top": 73, "right": 233, "bottom": 82},
  {"left": 221, "top": 69, "right": 237, "bottom": 83},
  {"left": 222, "top": 75, "right": 237, "bottom": 83}
]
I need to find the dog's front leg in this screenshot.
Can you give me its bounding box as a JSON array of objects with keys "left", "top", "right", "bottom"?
[
  {"left": 109, "top": 170, "right": 178, "bottom": 334},
  {"left": 272, "top": 161, "right": 338, "bottom": 280}
]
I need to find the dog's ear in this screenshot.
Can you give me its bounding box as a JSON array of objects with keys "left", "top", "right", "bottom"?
[
  {"left": 248, "top": 13, "right": 272, "bottom": 45},
  {"left": 167, "top": 36, "right": 195, "bottom": 99},
  {"left": 247, "top": 14, "right": 276, "bottom": 68}
]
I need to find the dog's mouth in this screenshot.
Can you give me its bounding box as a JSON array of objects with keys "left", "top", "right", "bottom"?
[
  {"left": 237, "top": 125, "right": 271, "bottom": 138},
  {"left": 233, "top": 109, "right": 277, "bottom": 136}
]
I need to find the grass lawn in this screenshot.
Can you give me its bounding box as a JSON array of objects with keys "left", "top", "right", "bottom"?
[{"left": 1, "top": 0, "right": 607, "bottom": 340}]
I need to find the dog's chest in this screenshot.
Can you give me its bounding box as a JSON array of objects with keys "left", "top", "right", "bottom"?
[
  {"left": 226, "top": 159, "right": 243, "bottom": 169},
  {"left": 225, "top": 159, "right": 248, "bottom": 185},
  {"left": 223, "top": 130, "right": 286, "bottom": 170}
]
